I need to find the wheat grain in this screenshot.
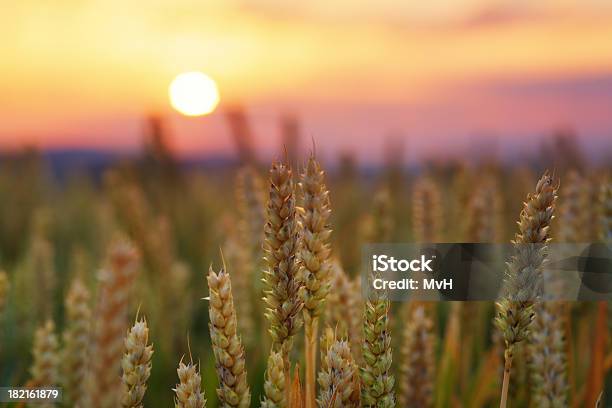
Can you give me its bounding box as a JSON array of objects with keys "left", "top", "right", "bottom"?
[
  {"left": 299, "top": 154, "right": 333, "bottom": 408},
  {"left": 317, "top": 327, "right": 360, "bottom": 408},
  {"left": 529, "top": 303, "right": 567, "bottom": 407},
  {"left": 495, "top": 172, "right": 558, "bottom": 408},
  {"left": 261, "top": 351, "right": 286, "bottom": 408},
  {"left": 174, "top": 359, "right": 207, "bottom": 408},
  {"left": 361, "top": 280, "right": 395, "bottom": 407},
  {"left": 207, "top": 264, "right": 251, "bottom": 408},
  {"left": 88, "top": 240, "right": 140, "bottom": 408},
  {"left": 300, "top": 153, "right": 332, "bottom": 323},
  {"left": 399, "top": 305, "right": 436, "bottom": 408},
  {"left": 120, "top": 317, "right": 153, "bottom": 408},
  {"left": 62, "top": 277, "right": 92, "bottom": 407},
  {"left": 29, "top": 320, "right": 59, "bottom": 408},
  {"left": 262, "top": 160, "right": 304, "bottom": 396}
]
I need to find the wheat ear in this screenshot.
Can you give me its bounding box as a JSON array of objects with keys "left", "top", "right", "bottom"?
[
  {"left": 529, "top": 302, "right": 567, "bottom": 406},
  {"left": 236, "top": 165, "right": 266, "bottom": 257},
  {"left": 261, "top": 350, "right": 286, "bottom": 408},
  {"left": 325, "top": 261, "right": 363, "bottom": 363},
  {"left": 412, "top": 176, "right": 443, "bottom": 243},
  {"left": 29, "top": 320, "right": 59, "bottom": 408},
  {"left": 88, "top": 240, "right": 140, "bottom": 408},
  {"left": 299, "top": 154, "right": 333, "bottom": 408},
  {"left": 262, "top": 160, "right": 304, "bottom": 396},
  {"left": 361, "top": 280, "right": 395, "bottom": 407},
  {"left": 62, "top": 277, "right": 92, "bottom": 407},
  {"left": 317, "top": 327, "right": 360, "bottom": 407},
  {"left": 207, "top": 264, "right": 251, "bottom": 408},
  {"left": 597, "top": 174, "right": 611, "bottom": 242},
  {"left": 495, "top": 172, "right": 558, "bottom": 408},
  {"left": 223, "top": 233, "right": 254, "bottom": 345},
  {"left": 526, "top": 171, "right": 580, "bottom": 406},
  {"left": 399, "top": 305, "right": 436, "bottom": 407},
  {"left": 121, "top": 317, "right": 153, "bottom": 408},
  {"left": 174, "top": 359, "right": 207, "bottom": 408}
]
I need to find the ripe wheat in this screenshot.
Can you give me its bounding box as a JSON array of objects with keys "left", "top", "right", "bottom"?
[
  {"left": 262, "top": 160, "right": 305, "bottom": 397},
  {"left": 361, "top": 282, "right": 395, "bottom": 407},
  {"left": 261, "top": 351, "right": 286, "bottom": 408},
  {"left": 62, "top": 277, "right": 92, "bottom": 407},
  {"left": 317, "top": 327, "right": 360, "bottom": 407},
  {"left": 174, "top": 359, "right": 207, "bottom": 408},
  {"left": 207, "top": 264, "right": 251, "bottom": 407},
  {"left": 121, "top": 317, "right": 153, "bottom": 408},
  {"left": 399, "top": 305, "right": 436, "bottom": 407},
  {"left": 495, "top": 172, "right": 558, "bottom": 408},
  {"left": 299, "top": 154, "right": 333, "bottom": 408},
  {"left": 29, "top": 320, "right": 59, "bottom": 408},
  {"left": 88, "top": 240, "right": 140, "bottom": 408}
]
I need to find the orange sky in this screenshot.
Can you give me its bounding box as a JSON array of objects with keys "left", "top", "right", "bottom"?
[{"left": 1, "top": 0, "right": 612, "bottom": 161}]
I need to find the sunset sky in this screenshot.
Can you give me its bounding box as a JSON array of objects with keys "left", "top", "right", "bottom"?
[{"left": 2, "top": 0, "right": 612, "bottom": 162}]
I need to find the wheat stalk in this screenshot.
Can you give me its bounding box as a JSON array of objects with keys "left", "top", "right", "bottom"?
[
  {"left": 299, "top": 154, "right": 333, "bottom": 408},
  {"left": 495, "top": 171, "right": 558, "bottom": 408},
  {"left": 361, "top": 279, "right": 395, "bottom": 407},
  {"left": 174, "top": 359, "right": 207, "bottom": 408},
  {"left": 261, "top": 351, "right": 286, "bottom": 408},
  {"left": 399, "top": 304, "right": 436, "bottom": 407},
  {"left": 29, "top": 319, "right": 59, "bottom": 408},
  {"left": 62, "top": 277, "right": 92, "bottom": 407},
  {"left": 207, "top": 264, "right": 251, "bottom": 408},
  {"left": 121, "top": 317, "right": 153, "bottom": 408},
  {"left": 317, "top": 327, "right": 360, "bottom": 408},
  {"left": 88, "top": 240, "right": 140, "bottom": 408},
  {"left": 262, "top": 160, "right": 304, "bottom": 397}
]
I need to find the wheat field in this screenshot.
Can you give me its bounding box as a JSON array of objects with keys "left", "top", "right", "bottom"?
[{"left": 0, "top": 138, "right": 610, "bottom": 408}]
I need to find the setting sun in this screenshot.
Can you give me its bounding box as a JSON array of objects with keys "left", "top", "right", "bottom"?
[{"left": 169, "top": 71, "right": 220, "bottom": 116}]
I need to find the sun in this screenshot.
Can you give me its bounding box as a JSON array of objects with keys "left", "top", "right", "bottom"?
[{"left": 169, "top": 71, "right": 220, "bottom": 116}]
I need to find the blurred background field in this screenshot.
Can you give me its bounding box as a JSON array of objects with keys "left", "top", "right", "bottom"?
[{"left": 1, "top": 1, "right": 612, "bottom": 407}]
